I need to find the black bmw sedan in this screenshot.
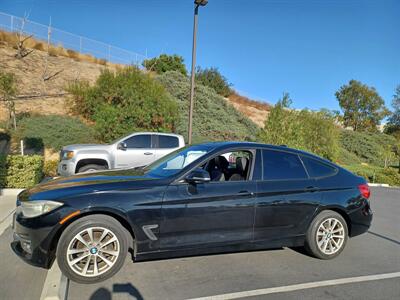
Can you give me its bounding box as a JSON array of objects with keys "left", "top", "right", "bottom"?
[{"left": 11, "top": 142, "right": 372, "bottom": 283}]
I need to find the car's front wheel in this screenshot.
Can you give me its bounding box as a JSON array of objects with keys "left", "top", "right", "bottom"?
[
  {"left": 305, "top": 210, "right": 348, "bottom": 259},
  {"left": 56, "top": 215, "right": 129, "bottom": 284}
]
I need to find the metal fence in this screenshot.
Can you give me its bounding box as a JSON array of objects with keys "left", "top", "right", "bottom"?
[{"left": 0, "top": 11, "right": 147, "bottom": 66}]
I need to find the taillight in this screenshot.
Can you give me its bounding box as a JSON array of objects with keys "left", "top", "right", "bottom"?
[{"left": 358, "top": 184, "right": 370, "bottom": 199}]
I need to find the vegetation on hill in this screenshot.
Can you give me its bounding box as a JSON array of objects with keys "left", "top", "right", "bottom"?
[
  {"left": 67, "top": 67, "right": 179, "bottom": 142},
  {"left": 13, "top": 114, "right": 96, "bottom": 151},
  {"left": 156, "top": 71, "right": 259, "bottom": 142},
  {"left": 143, "top": 54, "right": 187, "bottom": 76},
  {"left": 258, "top": 93, "right": 339, "bottom": 161},
  {"left": 195, "top": 67, "right": 232, "bottom": 97}
]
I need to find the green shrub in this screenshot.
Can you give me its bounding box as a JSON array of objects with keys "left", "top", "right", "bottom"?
[
  {"left": 43, "top": 159, "right": 58, "bottom": 178},
  {"left": 339, "top": 130, "right": 397, "bottom": 167},
  {"left": 342, "top": 164, "right": 400, "bottom": 186},
  {"left": 143, "top": 54, "right": 187, "bottom": 76},
  {"left": 258, "top": 97, "right": 340, "bottom": 161},
  {"left": 67, "top": 67, "right": 179, "bottom": 142},
  {"left": 195, "top": 67, "right": 232, "bottom": 97},
  {"left": 13, "top": 115, "right": 96, "bottom": 151},
  {"left": 157, "top": 71, "right": 258, "bottom": 142},
  {"left": 0, "top": 155, "right": 43, "bottom": 188}
]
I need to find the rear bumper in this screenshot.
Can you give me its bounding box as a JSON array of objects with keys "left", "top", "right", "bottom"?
[{"left": 348, "top": 200, "right": 373, "bottom": 237}]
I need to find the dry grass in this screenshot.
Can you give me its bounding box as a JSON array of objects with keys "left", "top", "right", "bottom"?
[
  {"left": 0, "top": 30, "right": 109, "bottom": 66},
  {"left": 226, "top": 93, "right": 271, "bottom": 128}
]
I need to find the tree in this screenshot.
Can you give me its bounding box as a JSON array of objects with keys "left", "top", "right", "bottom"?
[
  {"left": 143, "top": 54, "right": 187, "bottom": 76},
  {"left": 0, "top": 71, "right": 18, "bottom": 129},
  {"left": 195, "top": 67, "right": 232, "bottom": 97},
  {"left": 67, "top": 67, "right": 179, "bottom": 142},
  {"left": 385, "top": 85, "right": 400, "bottom": 136},
  {"left": 335, "top": 80, "right": 389, "bottom": 131}
]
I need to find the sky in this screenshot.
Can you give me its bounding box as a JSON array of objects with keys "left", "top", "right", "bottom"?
[{"left": 0, "top": 0, "right": 399, "bottom": 111}]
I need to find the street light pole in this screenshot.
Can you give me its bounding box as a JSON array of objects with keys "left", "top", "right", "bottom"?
[{"left": 188, "top": 0, "right": 208, "bottom": 145}]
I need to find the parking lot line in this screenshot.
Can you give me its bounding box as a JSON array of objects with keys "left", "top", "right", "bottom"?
[{"left": 187, "top": 271, "right": 400, "bottom": 300}]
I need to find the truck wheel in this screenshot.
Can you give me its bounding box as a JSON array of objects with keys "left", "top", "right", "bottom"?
[
  {"left": 56, "top": 215, "right": 128, "bottom": 284},
  {"left": 78, "top": 164, "right": 106, "bottom": 173},
  {"left": 304, "top": 210, "right": 348, "bottom": 259}
]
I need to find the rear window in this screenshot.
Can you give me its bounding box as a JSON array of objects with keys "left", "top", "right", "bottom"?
[
  {"left": 158, "top": 135, "right": 179, "bottom": 148},
  {"left": 262, "top": 150, "right": 308, "bottom": 180},
  {"left": 301, "top": 156, "right": 337, "bottom": 178}
]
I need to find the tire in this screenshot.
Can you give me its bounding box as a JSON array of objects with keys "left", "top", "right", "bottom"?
[
  {"left": 56, "top": 215, "right": 129, "bottom": 284},
  {"left": 77, "top": 164, "right": 106, "bottom": 174},
  {"left": 304, "top": 210, "right": 348, "bottom": 260}
]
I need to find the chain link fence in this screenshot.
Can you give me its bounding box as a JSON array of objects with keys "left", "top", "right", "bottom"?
[{"left": 0, "top": 11, "right": 147, "bottom": 66}]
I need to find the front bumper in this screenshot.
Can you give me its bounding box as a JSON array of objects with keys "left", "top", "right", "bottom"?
[
  {"left": 57, "top": 160, "right": 76, "bottom": 176},
  {"left": 11, "top": 206, "right": 75, "bottom": 269}
]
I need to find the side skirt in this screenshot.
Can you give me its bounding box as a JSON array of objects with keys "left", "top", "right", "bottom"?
[{"left": 134, "top": 235, "right": 306, "bottom": 262}]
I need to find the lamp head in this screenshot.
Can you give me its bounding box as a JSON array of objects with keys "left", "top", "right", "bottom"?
[{"left": 195, "top": 0, "right": 208, "bottom": 6}]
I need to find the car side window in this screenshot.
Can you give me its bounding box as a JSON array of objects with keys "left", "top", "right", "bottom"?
[
  {"left": 262, "top": 150, "right": 308, "bottom": 180},
  {"left": 203, "top": 150, "right": 254, "bottom": 182},
  {"left": 158, "top": 135, "right": 179, "bottom": 149},
  {"left": 124, "top": 135, "right": 152, "bottom": 149},
  {"left": 301, "top": 156, "right": 337, "bottom": 178}
]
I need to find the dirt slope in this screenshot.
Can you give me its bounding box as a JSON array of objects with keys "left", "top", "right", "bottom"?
[{"left": 0, "top": 44, "right": 112, "bottom": 121}]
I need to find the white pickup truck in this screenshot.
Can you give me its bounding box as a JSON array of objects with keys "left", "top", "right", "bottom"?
[{"left": 57, "top": 132, "right": 185, "bottom": 176}]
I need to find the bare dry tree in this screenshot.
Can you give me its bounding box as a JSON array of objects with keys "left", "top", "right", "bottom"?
[
  {"left": 15, "top": 13, "right": 34, "bottom": 59},
  {"left": 42, "top": 17, "right": 63, "bottom": 86}
]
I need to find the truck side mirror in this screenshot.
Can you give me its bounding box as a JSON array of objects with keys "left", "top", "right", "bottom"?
[{"left": 117, "top": 142, "right": 127, "bottom": 150}]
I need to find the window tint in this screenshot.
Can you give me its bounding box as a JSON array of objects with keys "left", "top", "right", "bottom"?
[
  {"left": 301, "top": 156, "right": 337, "bottom": 178},
  {"left": 262, "top": 150, "right": 308, "bottom": 180},
  {"left": 158, "top": 135, "right": 179, "bottom": 148},
  {"left": 124, "top": 135, "right": 151, "bottom": 149}
]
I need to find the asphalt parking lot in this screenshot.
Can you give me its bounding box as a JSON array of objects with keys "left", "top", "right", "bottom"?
[{"left": 0, "top": 187, "right": 399, "bottom": 300}]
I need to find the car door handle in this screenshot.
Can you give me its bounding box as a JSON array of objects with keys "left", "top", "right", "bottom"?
[
  {"left": 144, "top": 152, "right": 153, "bottom": 155},
  {"left": 304, "top": 186, "right": 319, "bottom": 192}
]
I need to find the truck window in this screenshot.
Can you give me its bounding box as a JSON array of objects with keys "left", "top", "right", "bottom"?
[
  {"left": 158, "top": 135, "right": 179, "bottom": 148},
  {"left": 124, "top": 135, "right": 152, "bottom": 149}
]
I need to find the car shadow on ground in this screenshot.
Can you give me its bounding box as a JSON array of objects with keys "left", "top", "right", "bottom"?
[{"left": 90, "top": 283, "right": 144, "bottom": 300}]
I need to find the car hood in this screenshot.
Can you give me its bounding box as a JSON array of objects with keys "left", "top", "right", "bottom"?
[
  {"left": 62, "top": 144, "right": 112, "bottom": 151},
  {"left": 18, "top": 168, "right": 167, "bottom": 202}
]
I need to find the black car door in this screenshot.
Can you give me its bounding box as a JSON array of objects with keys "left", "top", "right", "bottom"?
[
  {"left": 159, "top": 150, "right": 257, "bottom": 250},
  {"left": 254, "top": 149, "right": 320, "bottom": 242}
]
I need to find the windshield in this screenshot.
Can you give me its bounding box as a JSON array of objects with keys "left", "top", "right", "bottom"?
[{"left": 144, "top": 144, "right": 214, "bottom": 178}]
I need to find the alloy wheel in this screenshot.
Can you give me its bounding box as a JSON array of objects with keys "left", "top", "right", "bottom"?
[
  {"left": 66, "top": 227, "right": 120, "bottom": 277},
  {"left": 315, "top": 217, "right": 345, "bottom": 255}
]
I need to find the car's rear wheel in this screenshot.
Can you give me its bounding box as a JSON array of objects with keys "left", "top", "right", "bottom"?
[
  {"left": 77, "top": 164, "right": 106, "bottom": 174},
  {"left": 56, "top": 215, "right": 128, "bottom": 284},
  {"left": 305, "top": 210, "right": 348, "bottom": 259}
]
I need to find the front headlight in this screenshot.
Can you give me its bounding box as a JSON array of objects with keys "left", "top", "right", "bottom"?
[
  {"left": 60, "top": 150, "right": 74, "bottom": 160},
  {"left": 20, "top": 200, "right": 63, "bottom": 218}
]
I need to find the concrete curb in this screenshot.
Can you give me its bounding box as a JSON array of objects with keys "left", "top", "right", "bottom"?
[
  {"left": 0, "top": 188, "right": 24, "bottom": 196},
  {"left": 40, "top": 262, "right": 69, "bottom": 300},
  {"left": 368, "top": 183, "right": 390, "bottom": 187}
]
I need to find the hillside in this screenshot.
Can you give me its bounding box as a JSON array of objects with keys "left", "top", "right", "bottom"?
[
  {"left": 227, "top": 93, "right": 271, "bottom": 127},
  {"left": 0, "top": 43, "right": 113, "bottom": 122},
  {"left": 0, "top": 41, "right": 260, "bottom": 143}
]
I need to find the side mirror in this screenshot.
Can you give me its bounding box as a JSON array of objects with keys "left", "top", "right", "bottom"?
[
  {"left": 117, "top": 142, "right": 127, "bottom": 151},
  {"left": 185, "top": 168, "right": 211, "bottom": 184}
]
